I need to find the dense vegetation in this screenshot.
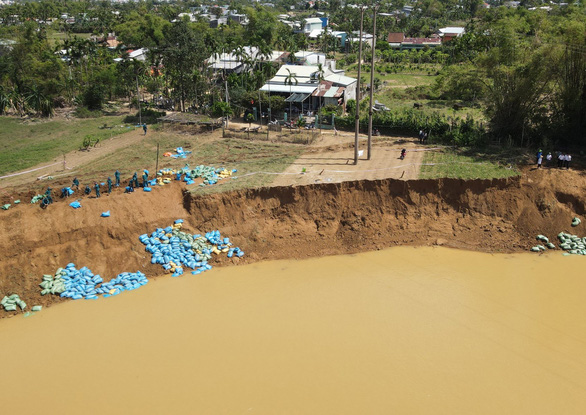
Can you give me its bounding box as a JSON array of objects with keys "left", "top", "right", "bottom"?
[{"left": 0, "top": 0, "right": 583, "bottom": 148}]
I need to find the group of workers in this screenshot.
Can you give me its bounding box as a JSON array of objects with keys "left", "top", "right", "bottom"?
[
  {"left": 44, "top": 169, "right": 151, "bottom": 204},
  {"left": 536, "top": 150, "right": 573, "bottom": 169}
]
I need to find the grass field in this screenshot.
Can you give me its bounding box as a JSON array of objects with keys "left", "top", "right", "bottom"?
[
  {"left": 0, "top": 115, "right": 129, "bottom": 176},
  {"left": 75, "top": 133, "right": 304, "bottom": 193},
  {"left": 47, "top": 31, "right": 92, "bottom": 46},
  {"left": 419, "top": 148, "right": 521, "bottom": 180}
]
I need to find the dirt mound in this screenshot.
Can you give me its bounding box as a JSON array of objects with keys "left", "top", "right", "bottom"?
[
  {"left": 1, "top": 167, "right": 585, "bottom": 317},
  {"left": 0, "top": 184, "right": 190, "bottom": 313}
]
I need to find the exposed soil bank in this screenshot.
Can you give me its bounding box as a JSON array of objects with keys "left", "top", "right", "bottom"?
[
  {"left": 185, "top": 170, "right": 585, "bottom": 261},
  {"left": 1, "top": 167, "right": 584, "bottom": 317}
]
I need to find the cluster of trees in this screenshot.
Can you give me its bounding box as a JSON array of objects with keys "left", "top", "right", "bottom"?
[
  {"left": 434, "top": 5, "right": 586, "bottom": 146},
  {"left": 0, "top": 2, "right": 310, "bottom": 117}
]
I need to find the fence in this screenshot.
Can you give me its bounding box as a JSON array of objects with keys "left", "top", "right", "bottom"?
[{"left": 223, "top": 126, "right": 320, "bottom": 145}]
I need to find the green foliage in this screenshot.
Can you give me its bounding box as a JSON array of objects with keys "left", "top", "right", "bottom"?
[
  {"left": 320, "top": 104, "right": 343, "bottom": 117},
  {"left": 81, "top": 83, "right": 105, "bottom": 110},
  {"left": 74, "top": 107, "right": 102, "bottom": 118},
  {"left": 335, "top": 109, "right": 485, "bottom": 146},
  {"left": 210, "top": 101, "right": 234, "bottom": 118},
  {"left": 123, "top": 109, "right": 165, "bottom": 124}
]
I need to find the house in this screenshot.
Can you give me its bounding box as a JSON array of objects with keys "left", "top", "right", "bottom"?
[
  {"left": 350, "top": 32, "right": 374, "bottom": 48},
  {"left": 113, "top": 48, "right": 148, "bottom": 63},
  {"left": 208, "top": 47, "right": 287, "bottom": 73},
  {"left": 438, "top": 27, "right": 465, "bottom": 42},
  {"left": 324, "top": 73, "right": 357, "bottom": 103},
  {"left": 312, "top": 80, "right": 346, "bottom": 107},
  {"left": 303, "top": 17, "right": 324, "bottom": 35},
  {"left": 294, "top": 51, "right": 327, "bottom": 65},
  {"left": 387, "top": 33, "right": 442, "bottom": 49},
  {"left": 106, "top": 33, "right": 119, "bottom": 49}
]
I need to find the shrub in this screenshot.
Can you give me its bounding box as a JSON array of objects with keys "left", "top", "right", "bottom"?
[{"left": 123, "top": 109, "right": 166, "bottom": 124}]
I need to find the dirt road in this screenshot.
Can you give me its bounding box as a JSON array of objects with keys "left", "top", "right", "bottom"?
[{"left": 271, "top": 130, "right": 429, "bottom": 186}]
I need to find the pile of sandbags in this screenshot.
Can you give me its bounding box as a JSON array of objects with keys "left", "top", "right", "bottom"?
[
  {"left": 58, "top": 264, "right": 103, "bottom": 300},
  {"left": 139, "top": 219, "right": 244, "bottom": 276},
  {"left": 156, "top": 165, "right": 236, "bottom": 187},
  {"left": 30, "top": 194, "right": 44, "bottom": 204},
  {"left": 95, "top": 271, "right": 148, "bottom": 297},
  {"left": 1, "top": 294, "right": 26, "bottom": 311},
  {"left": 557, "top": 232, "right": 586, "bottom": 255},
  {"left": 54, "top": 263, "right": 147, "bottom": 300},
  {"left": 39, "top": 271, "right": 67, "bottom": 296}
]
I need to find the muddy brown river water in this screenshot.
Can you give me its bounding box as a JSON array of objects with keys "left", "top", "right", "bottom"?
[{"left": 1, "top": 247, "right": 586, "bottom": 414}]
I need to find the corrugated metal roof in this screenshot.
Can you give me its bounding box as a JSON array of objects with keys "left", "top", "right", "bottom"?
[
  {"left": 259, "top": 84, "right": 317, "bottom": 94},
  {"left": 324, "top": 86, "right": 345, "bottom": 98},
  {"left": 324, "top": 74, "right": 357, "bottom": 86},
  {"left": 285, "top": 93, "right": 311, "bottom": 103}
]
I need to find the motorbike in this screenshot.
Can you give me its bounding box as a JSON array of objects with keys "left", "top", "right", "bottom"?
[{"left": 400, "top": 149, "right": 406, "bottom": 160}]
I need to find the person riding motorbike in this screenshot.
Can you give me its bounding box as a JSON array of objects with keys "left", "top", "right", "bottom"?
[{"left": 400, "top": 149, "right": 407, "bottom": 160}]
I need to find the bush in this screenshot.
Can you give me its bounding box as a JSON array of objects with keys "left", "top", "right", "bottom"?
[
  {"left": 81, "top": 84, "right": 105, "bottom": 110},
  {"left": 210, "top": 101, "right": 233, "bottom": 118},
  {"left": 123, "top": 109, "right": 166, "bottom": 124},
  {"left": 74, "top": 107, "right": 102, "bottom": 118}
]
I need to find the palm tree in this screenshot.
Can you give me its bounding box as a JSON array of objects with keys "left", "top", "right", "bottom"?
[{"left": 284, "top": 68, "right": 298, "bottom": 129}]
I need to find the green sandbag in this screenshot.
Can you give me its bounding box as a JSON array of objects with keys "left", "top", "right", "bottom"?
[
  {"left": 547, "top": 243, "right": 556, "bottom": 249},
  {"left": 18, "top": 301, "right": 26, "bottom": 310},
  {"left": 32, "top": 305, "right": 42, "bottom": 312},
  {"left": 41, "top": 289, "right": 50, "bottom": 296},
  {"left": 536, "top": 235, "right": 549, "bottom": 243},
  {"left": 571, "top": 217, "right": 581, "bottom": 227},
  {"left": 530, "top": 246, "right": 541, "bottom": 252},
  {"left": 4, "top": 305, "right": 17, "bottom": 311}
]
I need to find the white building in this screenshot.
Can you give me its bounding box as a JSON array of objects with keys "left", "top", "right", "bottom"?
[
  {"left": 208, "top": 47, "right": 287, "bottom": 73},
  {"left": 303, "top": 17, "right": 324, "bottom": 34}
]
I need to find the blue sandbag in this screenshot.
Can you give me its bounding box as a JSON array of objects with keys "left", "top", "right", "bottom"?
[
  {"left": 69, "top": 201, "right": 81, "bottom": 209},
  {"left": 143, "top": 187, "right": 152, "bottom": 192},
  {"left": 101, "top": 211, "right": 110, "bottom": 217}
]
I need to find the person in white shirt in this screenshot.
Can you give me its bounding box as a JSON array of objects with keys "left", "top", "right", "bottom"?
[{"left": 566, "top": 154, "right": 572, "bottom": 169}]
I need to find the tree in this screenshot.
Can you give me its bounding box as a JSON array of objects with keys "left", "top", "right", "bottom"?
[
  {"left": 160, "top": 21, "right": 209, "bottom": 112},
  {"left": 284, "top": 68, "right": 298, "bottom": 128}
]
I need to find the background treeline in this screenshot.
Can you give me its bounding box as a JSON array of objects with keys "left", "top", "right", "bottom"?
[{"left": 0, "top": 0, "right": 584, "bottom": 148}]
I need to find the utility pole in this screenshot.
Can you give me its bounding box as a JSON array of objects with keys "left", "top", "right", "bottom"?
[
  {"left": 367, "top": 2, "right": 379, "bottom": 160},
  {"left": 354, "top": 5, "right": 365, "bottom": 165}
]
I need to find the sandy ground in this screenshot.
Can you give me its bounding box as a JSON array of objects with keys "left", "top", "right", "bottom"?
[{"left": 271, "top": 130, "right": 427, "bottom": 186}]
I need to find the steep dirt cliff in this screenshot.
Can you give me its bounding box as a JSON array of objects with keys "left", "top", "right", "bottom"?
[{"left": 1, "top": 167, "right": 584, "bottom": 316}]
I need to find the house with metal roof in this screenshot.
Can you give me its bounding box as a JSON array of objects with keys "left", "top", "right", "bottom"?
[
  {"left": 387, "top": 33, "right": 442, "bottom": 49},
  {"left": 438, "top": 27, "right": 465, "bottom": 42},
  {"left": 259, "top": 65, "right": 357, "bottom": 114}
]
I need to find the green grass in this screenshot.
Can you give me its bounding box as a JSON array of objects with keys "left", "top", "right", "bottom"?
[
  {"left": 47, "top": 31, "right": 92, "bottom": 46},
  {"left": 0, "top": 115, "right": 129, "bottom": 176},
  {"left": 188, "top": 138, "right": 304, "bottom": 193},
  {"left": 419, "top": 148, "right": 521, "bottom": 180},
  {"left": 75, "top": 133, "right": 304, "bottom": 193}
]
